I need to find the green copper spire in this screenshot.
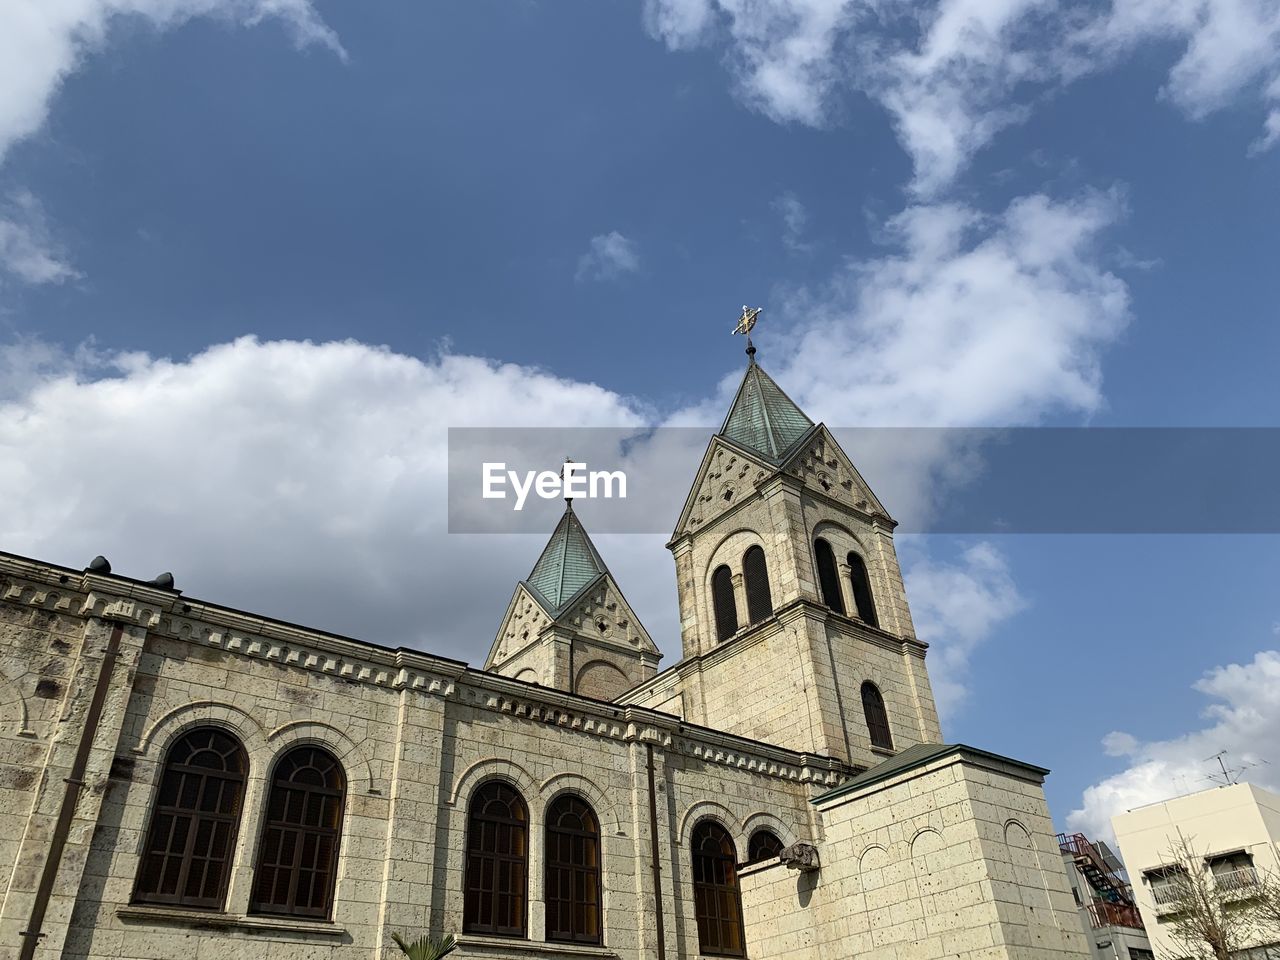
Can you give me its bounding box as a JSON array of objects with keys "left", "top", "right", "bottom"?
[
  {"left": 525, "top": 503, "right": 608, "bottom": 615},
  {"left": 719, "top": 356, "right": 814, "bottom": 462}
]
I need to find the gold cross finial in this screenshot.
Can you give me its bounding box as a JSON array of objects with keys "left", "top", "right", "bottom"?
[
  {"left": 733, "top": 304, "right": 762, "bottom": 338},
  {"left": 733, "top": 305, "right": 762, "bottom": 361}
]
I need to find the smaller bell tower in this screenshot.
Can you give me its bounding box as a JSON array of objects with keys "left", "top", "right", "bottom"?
[
  {"left": 486, "top": 501, "right": 660, "bottom": 701},
  {"left": 620, "top": 325, "right": 942, "bottom": 768}
]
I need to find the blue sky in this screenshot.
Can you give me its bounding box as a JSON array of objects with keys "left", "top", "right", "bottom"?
[{"left": 2, "top": 0, "right": 1280, "bottom": 841}]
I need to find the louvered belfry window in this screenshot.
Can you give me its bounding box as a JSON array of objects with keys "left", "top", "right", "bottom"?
[
  {"left": 861, "top": 681, "right": 894, "bottom": 750},
  {"left": 711, "top": 565, "right": 739, "bottom": 642},
  {"left": 133, "top": 727, "right": 247, "bottom": 910},
  {"left": 813, "top": 539, "right": 845, "bottom": 614},
  {"left": 691, "top": 821, "right": 746, "bottom": 957},
  {"left": 847, "top": 551, "right": 879, "bottom": 628},
  {"left": 742, "top": 546, "right": 773, "bottom": 625},
  {"left": 464, "top": 781, "right": 529, "bottom": 937},
  {"left": 250, "top": 746, "right": 345, "bottom": 918},
  {"left": 545, "top": 795, "right": 603, "bottom": 944},
  {"left": 746, "top": 829, "right": 784, "bottom": 864}
]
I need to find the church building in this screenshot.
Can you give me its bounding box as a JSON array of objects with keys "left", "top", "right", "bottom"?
[{"left": 0, "top": 347, "right": 1089, "bottom": 960}]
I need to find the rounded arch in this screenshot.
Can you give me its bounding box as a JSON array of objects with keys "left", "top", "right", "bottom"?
[
  {"left": 857, "top": 842, "right": 891, "bottom": 870},
  {"left": 543, "top": 791, "right": 605, "bottom": 945},
  {"left": 811, "top": 536, "right": 845, "bottom": 614},
  {"left": 710, "top": 564, "right": 738, "bottom": 642},
  {"left": 1004, "top": 818, "right": 1033, "bottom": 847},
  {"left": 448, "top": 756, "right": 539, "bottom": 809},
  {"left": 678, "top": 800, "right": 744, "bottom": 850},
  {"left": 741, "top": 811, "right": 797, "bottom": 849},
  {"left": 0, "top": 667, "right": 33, "bottom": 737},
  {"left": 137, "top": 700, "right": 268, "bottom": 762},
  {"left": 266, "top": 719, "right": 378, "bottom": 795},
  {"left": 540, "top": 772, "right": 622, "bottom": 837},
  {"left": 574, "top": 660, "right": 630, "bottom": 701},
  {"left": 133, "top": 725, "right": 250, "bottom": 910},
  {"left": 251, "top": 741, "right": 346, "bottom": 918},
  {"left": 745, "top": 827, "right": 785, "bottom": 864},
  {"left": 700, "top": 526, "right": 768, "bottom": 575},
  {"left": 463, "top": 777, "right": 531, "bottom": 938},
  {"left": 513, "top": 667, "right": 539, "bottom": 684},
  {"left": 845, "top": 549, "right": 879, "bottom": 627},
  {"left": 689, "top": 818, "right": 747, "bottom": 956},
  {"left": 741, "top": 544, "right": 773, "bottom": 624},
  {"left": 811, "top": 518, "right": 873, "bottom": 554},
  {"left": 861, "top": 680, "right": 894, "bottom": 750},
  {"left": 702, "top": 527, "right": 769, "bottom": 645},
  {"left": 910, "top": 827, "right": 945, "bottom": 857}
]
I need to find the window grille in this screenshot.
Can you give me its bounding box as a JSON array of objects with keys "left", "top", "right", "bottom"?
[{"left": 134, "top": 727, "right": 247, "bottom": 910}]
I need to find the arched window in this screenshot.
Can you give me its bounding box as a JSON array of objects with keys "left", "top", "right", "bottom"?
[
  {"left": 545, "top": 795, "right": 602, "bottom": 944},
  {"left": 711, "top": 565, "right": 738, "bottom": 642},
  {"left": 813, "top": 538, "right": 845, "bottom": 614},
  {"left": 746, "top": 829, "right": 784, "bottom": 864},
  {"left": 691, "top": 820, "right": 745, "bottom": 957},
  {"left": 742, "top": 546, "right": 772, "bottom": 625},
  {"left": 464, "top": 781, "right": 529, "bottom": 937},
  {"left": 847, "top": 551, "right": 879, "bottom": 628},
  {"left": 134, "top": 727, "right": 247, "bottom": 909},
  {"left": 861, "top": 682, "right": 893, "bottom": 751},
  {"left": 251, "top": 745, "right": 345, "bottom": 918}
]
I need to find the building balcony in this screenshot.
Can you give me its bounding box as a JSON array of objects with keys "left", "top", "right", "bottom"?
[
  {"left": 1086, "top": 901, "right": 1145, "bottom": 931},
  {"left": 1214, "top": 867, "right": 1259, "bottom": 898},
  {"left": 1150, "top": 883, "right": 1184, "bottom": 914}
]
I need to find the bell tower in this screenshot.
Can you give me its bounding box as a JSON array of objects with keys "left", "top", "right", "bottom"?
[
  {"left": 620, "top": 340, "right": 943, "bottom": 768},
  {"left": 486, "top": 501, "right": 661, "bottom": 701}
]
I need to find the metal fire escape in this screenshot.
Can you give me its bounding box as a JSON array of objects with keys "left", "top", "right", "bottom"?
[{"left": 1058, "top": 832, "right": 1146, "bottom": 930}]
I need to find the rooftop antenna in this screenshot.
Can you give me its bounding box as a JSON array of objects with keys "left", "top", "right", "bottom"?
[
  {"left": 733, "top": 305, "right": 762, "bottom": 361},
  {"left": 1202, "top": 750, "right": 1259, "bottom": 786},
  {"left": 1204, "top": 750, "right": 1236, "bottom": 785}
]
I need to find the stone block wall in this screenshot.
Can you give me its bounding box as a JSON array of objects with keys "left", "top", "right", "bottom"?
[{"left": 0, "top": 552, "right": 855, "bottom": 960}]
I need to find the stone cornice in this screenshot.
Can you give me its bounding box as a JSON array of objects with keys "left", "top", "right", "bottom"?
[
  {"left": 812, "top": 742, "right": 1050, "bottom": 808},
  {"left": 787, "top": 597, "right": 930, "bottom": 656},
  {"left": 0, "top": 551, "right": 845, "bottom": 789}
]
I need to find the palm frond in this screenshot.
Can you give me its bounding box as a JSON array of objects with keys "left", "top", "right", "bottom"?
[{"left": 390, "top": 931, "right": 458, "bottom": 960}]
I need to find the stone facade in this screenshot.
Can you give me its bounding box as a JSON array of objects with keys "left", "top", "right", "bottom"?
[{"left": 0, "top": 356, "right": 1088, "bottom": 960}]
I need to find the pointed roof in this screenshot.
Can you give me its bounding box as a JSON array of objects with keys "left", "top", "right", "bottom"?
[
  {"left": 719, "top": 356, "right": 814, "bottom": 462},
  {"left": 525, "top": 503, "right": 608, "bottom": 615}
]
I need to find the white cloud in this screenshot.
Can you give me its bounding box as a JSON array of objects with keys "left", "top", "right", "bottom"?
[
  {"left": 0, "top": 0, "right": 343, "bottom": 166},
  {"left": 0, "top": 337, "right": 648, "bottom": 658},
  {"left": 1067, "top": 649, "right": 1280, "bottom": 844},
  {"left": 0, "top": 192, "right": 78, "bottom": 285},
  {"left": 902, "top": 541, "right": 1027, "bottom": 717},
  {"left": 0, "top": 185, "right": 1133, "bottom": 697},
  {"left": 0, "top": 0, "right": 342, "bottom": 286},
  {"left": 1251, "top": 103, "right": 1280, "bottom": 154},
  {"left": 643, "top": 0, "right": 1280, "bottom": 192},
  {"left": 575, "top": 231, "right": 640, "bottom": 282},
  {"left": 777, "top": 189, "right": 1130, "bottom": 428},
  {"left": 772, "top": 191, "right": 811, "bottom": 252}
]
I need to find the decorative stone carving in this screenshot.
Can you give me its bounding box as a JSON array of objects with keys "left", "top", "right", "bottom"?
[{"left": 779, "top": 841, "right": 820, "bottom": 872}]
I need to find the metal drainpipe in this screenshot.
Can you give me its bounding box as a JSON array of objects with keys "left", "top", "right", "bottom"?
[
  {"left": 646, "top": 742, "right": 667, "bottom": 960},
  {"left": 19, "top": 622, "right": 124, "bottom": 960}
]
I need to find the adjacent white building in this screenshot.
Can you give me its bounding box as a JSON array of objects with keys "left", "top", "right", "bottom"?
[{"left": 1112, "top": 782, "right": 1280, "bottom": 959}]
